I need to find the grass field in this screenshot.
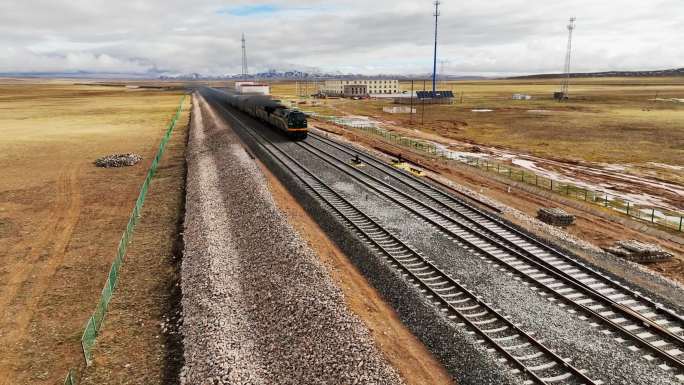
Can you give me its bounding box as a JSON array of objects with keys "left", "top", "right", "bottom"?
[
  {"left": 271, "top": 77, "right": 684, "bottom": 168},
  {"left": 0, "top": 79, "right": 188, "bottom": 385}
]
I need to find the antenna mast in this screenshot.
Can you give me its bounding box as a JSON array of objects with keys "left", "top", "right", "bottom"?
[
  {"left": 559, "top": 17, "right": 576, "bottom": 98},
  {"left": 432, "top": 1, "right": 440, "bottom": 93},
  {"left": 241, "top": 33, "right": 248, "bottom": 79}
]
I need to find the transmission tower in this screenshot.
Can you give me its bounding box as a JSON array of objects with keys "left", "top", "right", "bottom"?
[
  {"left": 431, "top": 1, "right": 441, "bottom": 94},
  {"left": 559, "top": 17, "right": 576, "bottom": 98},
  {"left": 241, "top": 33, "right": 248, "bottom": 79}
]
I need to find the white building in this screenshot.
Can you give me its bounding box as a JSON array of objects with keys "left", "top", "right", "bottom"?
[
  {"left": 321, "top": 79, "right": 400, "bottom": 96},
  {"left": 512, "top": 93, "right": 532, "bottom": 100},
  {"left": 383, "top": 106, "right": 416, "bottom": 114},
  {"left": 235, "top": 81, "right": 270, "bottom": 95}
]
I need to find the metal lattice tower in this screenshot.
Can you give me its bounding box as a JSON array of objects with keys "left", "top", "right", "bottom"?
[
  {"left": 559, "top": 17, "right": 576, "bottom": 97},
  {"left": 241, "top": 33, "right": 248, "bottom": 79},
  {"left": 431, "top": 1, "right": 441, "bottom": 93}
]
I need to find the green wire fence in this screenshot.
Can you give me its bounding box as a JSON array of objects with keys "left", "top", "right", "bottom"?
[{"left": 63, "top": 94, "right": 187, "bottom": 385}]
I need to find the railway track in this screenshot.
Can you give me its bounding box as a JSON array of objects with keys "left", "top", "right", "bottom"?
[
  {"left": 301, "top": 131, "right": 684, "bottom": 378},
  {"left": 217, "top": 103, "right": 601, "bottom": 385}
]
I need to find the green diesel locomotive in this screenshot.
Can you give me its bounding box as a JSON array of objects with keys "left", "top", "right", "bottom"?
[{"left": 226, "top": 94, "right": 308, "bottom": 139}]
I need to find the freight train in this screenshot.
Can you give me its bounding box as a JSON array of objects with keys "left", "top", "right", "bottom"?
[{"left": 226, "top": 94, "right": 308, "bottom": 139}]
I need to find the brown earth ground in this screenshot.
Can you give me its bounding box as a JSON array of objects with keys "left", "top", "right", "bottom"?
[
  {"left": 1, "top": 80, "right": 455, "bottom": 385},
  {"left": 79, "top": 102, "right": 188, "bottom": 385},
  {"left": 0, "top": 79, "right": 188, "bottom": 385},
  {"left": 257, "top": 158, "right": 455, "bottom": 385},
  {"left": 272, "top": 77, "right": 684, "bottom": 169},
  {"left": 273, "top": 78, "right": 684, "bottom": 212}
]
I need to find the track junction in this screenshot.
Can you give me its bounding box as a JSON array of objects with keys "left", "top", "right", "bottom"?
[{"left": 201, "top": 87, "right": 684, "bottom": 385}]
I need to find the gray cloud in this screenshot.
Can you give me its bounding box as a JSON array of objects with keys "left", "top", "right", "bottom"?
[{"left": 0, "top": 0, "right": 681, "bottom": 76}]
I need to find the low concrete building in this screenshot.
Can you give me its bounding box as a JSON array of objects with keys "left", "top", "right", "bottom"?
[
  {"left": 235, "top": 81, "right": 271, "bottom": 95},
  {"left": 383, "top": 106, "right": 416, "bottom": 114},
  {"left": 321, "top": 79, "right": 400, "bottom": 96},
  {"left": 512, "top": 93, "right": 532, "bottom": 100}
]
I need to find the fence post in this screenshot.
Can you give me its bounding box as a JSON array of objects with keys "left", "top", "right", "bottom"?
[
  {"left": 584, "top": 189, "right": 587, "bottom": 201},
  {"left": 535, "top": 174, "right": 538, "bottom": 186},
  {"left": 605, "top": 194, "right": 609, "bottom": 207},
  {"left": 626, "top": 201, "right": 630, "bottom": 215},
  {"left": 497, "top": 164, "right": 500, "bottom": 173},
  {"left": 651, "top": 208, "right": 655, "bottom": 223},
  {"left": 679, "top": 216, "right": 683, "bottom": 232},
  {"left": 550, "top": 179, "right": 553, "bottom": 191}
]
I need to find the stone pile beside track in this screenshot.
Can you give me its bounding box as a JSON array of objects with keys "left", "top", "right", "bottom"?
[
  {"left": 94, "top": 153, "right": 142, "bottom": 168},
  {"left": 180, "top": 94, "right": 404, "bottom": 385}
]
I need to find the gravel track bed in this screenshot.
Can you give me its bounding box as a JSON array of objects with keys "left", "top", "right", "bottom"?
[
  {"left": 212, "top": 96, "right": 520, "bottom": 385},
  {"left": 269, "top": 128, "right": 681, "bottom": 384},
  {"left": 312, "top": 130, "right": 684, "bottom": 310},
  {"left": 306, "top": 134, "right": 684, "bottom": 312},
  {"left": 181, "top": 92, "right": 404, "bottom": 385}
]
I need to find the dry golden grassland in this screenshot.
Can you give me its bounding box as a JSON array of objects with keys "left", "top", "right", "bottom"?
[
  {"left": 271, "top": 78, "right": 684, "bottom": 170},
  {"left": 0, "top": 79, "right": 188, "bottom": 385}
]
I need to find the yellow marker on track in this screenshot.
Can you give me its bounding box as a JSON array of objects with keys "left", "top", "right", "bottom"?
[{"left": 393, "top": 162, "right": 425, "bottom": 177}]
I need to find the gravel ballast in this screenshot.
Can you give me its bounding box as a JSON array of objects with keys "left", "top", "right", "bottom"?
[
  {"left": 205, "top": 90, "right": 520, "bottom": 385},
  {"left": 200, "top": 88, "right": 684, "bottom": 385},
  {"left": 211, "top": 97, "right": 682, "bottom": 384},
  {"left": 181, "top": 92, "right": 404, "bottom": 385}
]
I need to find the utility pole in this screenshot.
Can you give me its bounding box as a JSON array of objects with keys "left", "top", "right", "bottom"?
[
  {"left": 421, "top": 79, "right": 426, "bottom": 126},
  {"left": 409, "top": 80, "right": 414, "bottom": 124},
  {"left": 432, "top": 1, "right": 441, "bottom": 94},
  {"left": 559, "top": 17, "right": 576, "bottom": 99},
  {"left": 241, "top": 33, "right": 248, "bottom": 79}
]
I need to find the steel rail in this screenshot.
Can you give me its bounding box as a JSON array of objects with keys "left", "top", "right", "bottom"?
[
  {"left": 211, "top": 96, "right": 598, "bottom": 385},
  {"left": 310, "top": 131, "right": 684, "bottom": 326},
  {"left": 309, "top": 133, "right": 684, "bottom": 334},
  {"left": 294, "top": 137, "right": 684, "bottom": 371}
]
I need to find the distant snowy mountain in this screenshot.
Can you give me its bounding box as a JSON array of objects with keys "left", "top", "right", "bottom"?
[
  {"left": 158, "top": 70, "right": 488, "bottom": 81},
  {"left": 511, "top": 68, "right": 684, "bottom": 79}
]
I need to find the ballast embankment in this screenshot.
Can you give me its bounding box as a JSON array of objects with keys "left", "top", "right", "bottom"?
[{"left": 180, "top": 92, "right": 404, "bottom": 385}]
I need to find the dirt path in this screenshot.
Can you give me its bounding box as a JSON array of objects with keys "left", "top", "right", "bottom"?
[
  {"left": 80, "top": 108, "right": 189, "bottom": 385},
  {"left": 0, "top": 82, "right": 187, "bottom": 385},
  {"left": 0, "top": 164, "right": 81, "bottom": 384},
  {"left": 257, "top": 159, "right": 455, "bottom": 385}
]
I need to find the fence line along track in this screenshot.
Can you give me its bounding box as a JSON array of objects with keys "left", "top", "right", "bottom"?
[
  {"left": 215, "top": 101, "right": 599, "bottom": 385},
  {"left": 298, "top": 131, "right": 684, "bottom": 376}
]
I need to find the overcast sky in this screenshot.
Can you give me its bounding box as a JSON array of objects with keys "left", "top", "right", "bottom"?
[{"left": 0, "top": 0, "right": 681, "bottom": 76}]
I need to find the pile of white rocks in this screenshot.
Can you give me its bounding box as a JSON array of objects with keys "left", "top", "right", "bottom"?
[{"left": 94, "top": 153, "right": 142, "bottom": 168}]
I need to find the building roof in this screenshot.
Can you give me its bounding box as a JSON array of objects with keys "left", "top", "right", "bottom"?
[{"left": 416, "top": 90, "right": 454, "bottom": 99}]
